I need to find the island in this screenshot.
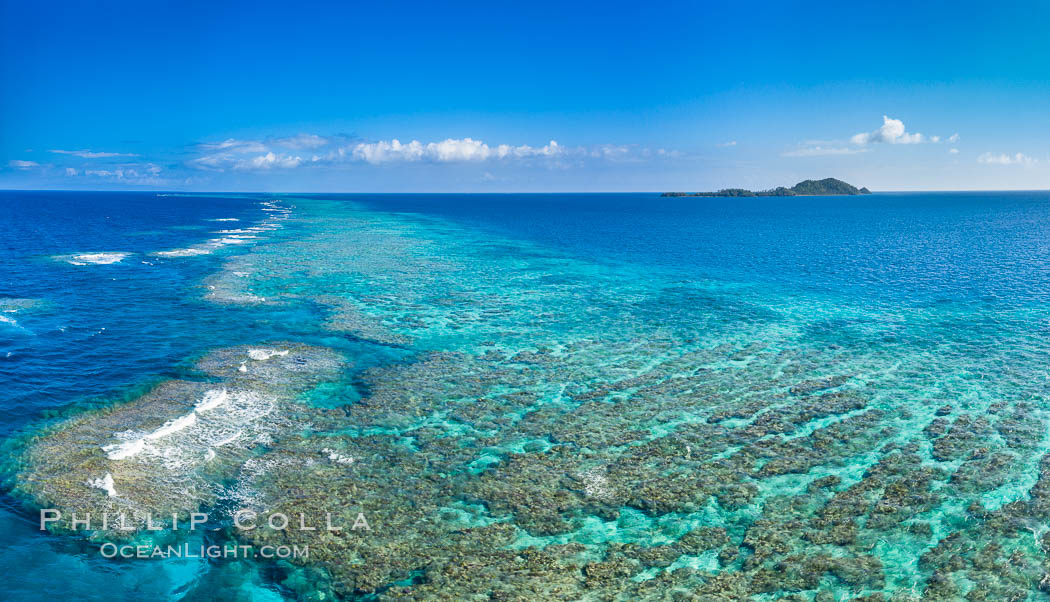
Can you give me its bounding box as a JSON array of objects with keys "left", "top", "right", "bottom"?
[{"left": 662, "top": 178, "right": 872, "bottom": 197}]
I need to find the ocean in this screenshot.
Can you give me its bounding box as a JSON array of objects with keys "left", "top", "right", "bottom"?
[{"left": 3, "top": 190, "right": 1050, "bottom": 599}]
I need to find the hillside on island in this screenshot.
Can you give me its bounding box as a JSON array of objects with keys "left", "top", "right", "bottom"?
[{"left": 663, "top": 178, "right": 872, "bottom": 197}]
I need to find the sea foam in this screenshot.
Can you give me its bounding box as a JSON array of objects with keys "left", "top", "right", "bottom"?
[
  {"left": 147, "top": 412, "right": 198, "bottom": 440},
  {"left": 194, "top": 388, "right": 229, "bottom": 412},
  {"left": 155, "top": 247, "right": 211, "bottom": 257},
  {"left": 104, "top": 434, "right": 147, "bottom": 460},
  {"left": 87, "top": 473, "right": 118, "bottom": 497},
  {"left": 102, "top": 388, "right": 229, "bottom": 460},
  {"left": 248, "top": 348, "right": 289, "bottom": 361},
  {"left": 60, "top": 252, "right": 132, "bottom": 265},
  {"left": 322, "top": 448, "right": 355, "bottom": 465}
]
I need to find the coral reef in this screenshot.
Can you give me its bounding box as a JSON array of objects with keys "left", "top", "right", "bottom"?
[{"left": 13, "top": 197, "right": 1050, "bottom": 599}]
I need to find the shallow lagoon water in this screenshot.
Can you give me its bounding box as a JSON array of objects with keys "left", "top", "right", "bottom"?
[{"left": 5, "top": 191, "right": 1050, "bottom": 599}]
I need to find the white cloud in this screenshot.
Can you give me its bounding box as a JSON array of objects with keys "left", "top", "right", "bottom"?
[
  {"left": 948, "top": 133, "right": 959, "bottom": 143},
  {"left": 200, "top": 138, "right": 269, "bottom": 153},
  {"left": 65, "top": 167, "right": 78, "bottom": 175},
  {"left": 188, "top": 154, "right": 229, "bottom": 171},
  {"left": 718, "top": 141, "right": 737, "bottom": 147},
  {"left": 240, "top": 152, "right": 303, "bottom": 170},
  {"left": 50, "top": 149, "right": 139, "bottom": 158},
  {"left": 274, "top": 133, "right": 329, "bottom": 149},
  {"left": 191, "top": 139, "right": 272, "bottom": 171},
  {"left": 349, "top": 139, "right": 425, "bottom": 163},
  {"left": 949, "top": 148, "right": 959, "bottom": 154},
  {"left": 977, "top": 152, "right": 1036, "bottom": 166},
  {"left": 350, "top": 138, "right": 563, "bottom": 164},
  {"left": 189, "top": 133, "right": 664, "bottom": 171},
  {"left": 588, "top": 144, "right": 630, "bottom": 159},
  {"left": 851, "top": 115, "right": 924, "bottom": 145},
  {"left": 424, "top": 138, "right": 491, "bottom": 161},
  {"left": 80, "top": 164, "right": 166, "bottom": 185},
  {"left": 497, "top": 140, "right": 562, "bottom": 159},
  {"left": 782, "top": 146, "right": 866, "bottom": 157},
  {"left": 202, "top": 134, "right": 328, "bottom": 152},
  {"left": 8, "top": 159, "right": 40, "bottom": 169},
  {"left": 786, "top": 116, "right": 943, "bottom": 157}
]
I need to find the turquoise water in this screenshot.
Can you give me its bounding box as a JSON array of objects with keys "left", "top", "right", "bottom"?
[{"left": 4, "top": 191, "right": 1050, "bottom": 599}]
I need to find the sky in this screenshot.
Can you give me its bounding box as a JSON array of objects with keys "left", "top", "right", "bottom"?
[{"left": 3, "top": 0, "right": 1050, "bottom": 192}]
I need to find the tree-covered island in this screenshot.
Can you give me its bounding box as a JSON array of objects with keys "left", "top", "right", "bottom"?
[{"left": 663, "top": 178, "right": 872, "bottom": 197}]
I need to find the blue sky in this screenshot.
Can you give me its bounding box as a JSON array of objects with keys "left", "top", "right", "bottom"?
[{"left": 3, "top": 0, "right": 1050, "bottom": 192}]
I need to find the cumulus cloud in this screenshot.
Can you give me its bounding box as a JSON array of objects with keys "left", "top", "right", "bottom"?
[
  {"left": 948, "top": 133, "right": 959, "bottom": 143},
  {"left": 977, "top": 152, "right": 1036, "bottom": 166},
  {"left": 189, "top": 133, "right": 662, "bottom": 172},
  {"left": 851, "top": 115, "right": 924, "bottom": 145},
  {"left": 8, "top": 159, "right": 40, "bottom": 169},
  {"left": 50, "top": 149, "right": 139, "bottom": 158},
  {"left": 350, "top": 138, "right": 562, "bottom": 164},
  {"left": 65, "top": 167, "right": 78, "bottom": 175},
  {"left": 192, "top": 149, "right": 305, "bottom": 171},
  {"left": 348, "top": 139, "right": 424, "bottom": 163},
  {"left": 192, "top": 136, "right": 567, "bottom": 170},
  {"left": 782, "top": 146, "right": 866, "bottom": 157},
  {"left": 243, "top": 152, "right": 303, "bottom": 170},
  {"left": 949, "top": 148, "right": 959, "bottom": 154},
  {"left": 497, "top": 140, "right": 562, "bottom": 159},
  {"left": 784, "top": 117, "right": 941, "bottom": 156},
  {"left": 422, "top": 138, "right": 490, "bottom": 161}
]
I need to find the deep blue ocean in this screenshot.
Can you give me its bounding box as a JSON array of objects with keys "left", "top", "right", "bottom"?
[
  {"left": 4, "top": 190, "right": 1050, "bottom": 599},
  {"left": 350, "top": 191, "right": 1050, "bottom": 305}
]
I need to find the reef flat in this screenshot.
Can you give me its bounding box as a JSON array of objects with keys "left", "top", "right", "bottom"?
[
  {"left": 10, "top": 195, "right": 1050, "bottom": 599},
  {"left": 14, "top": 343, "right": 344, "bottom": 534}
]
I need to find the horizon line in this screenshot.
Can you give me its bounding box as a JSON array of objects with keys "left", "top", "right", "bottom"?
[{"left": 4, "top": 188, "right": 1050, "bottom": 195}]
